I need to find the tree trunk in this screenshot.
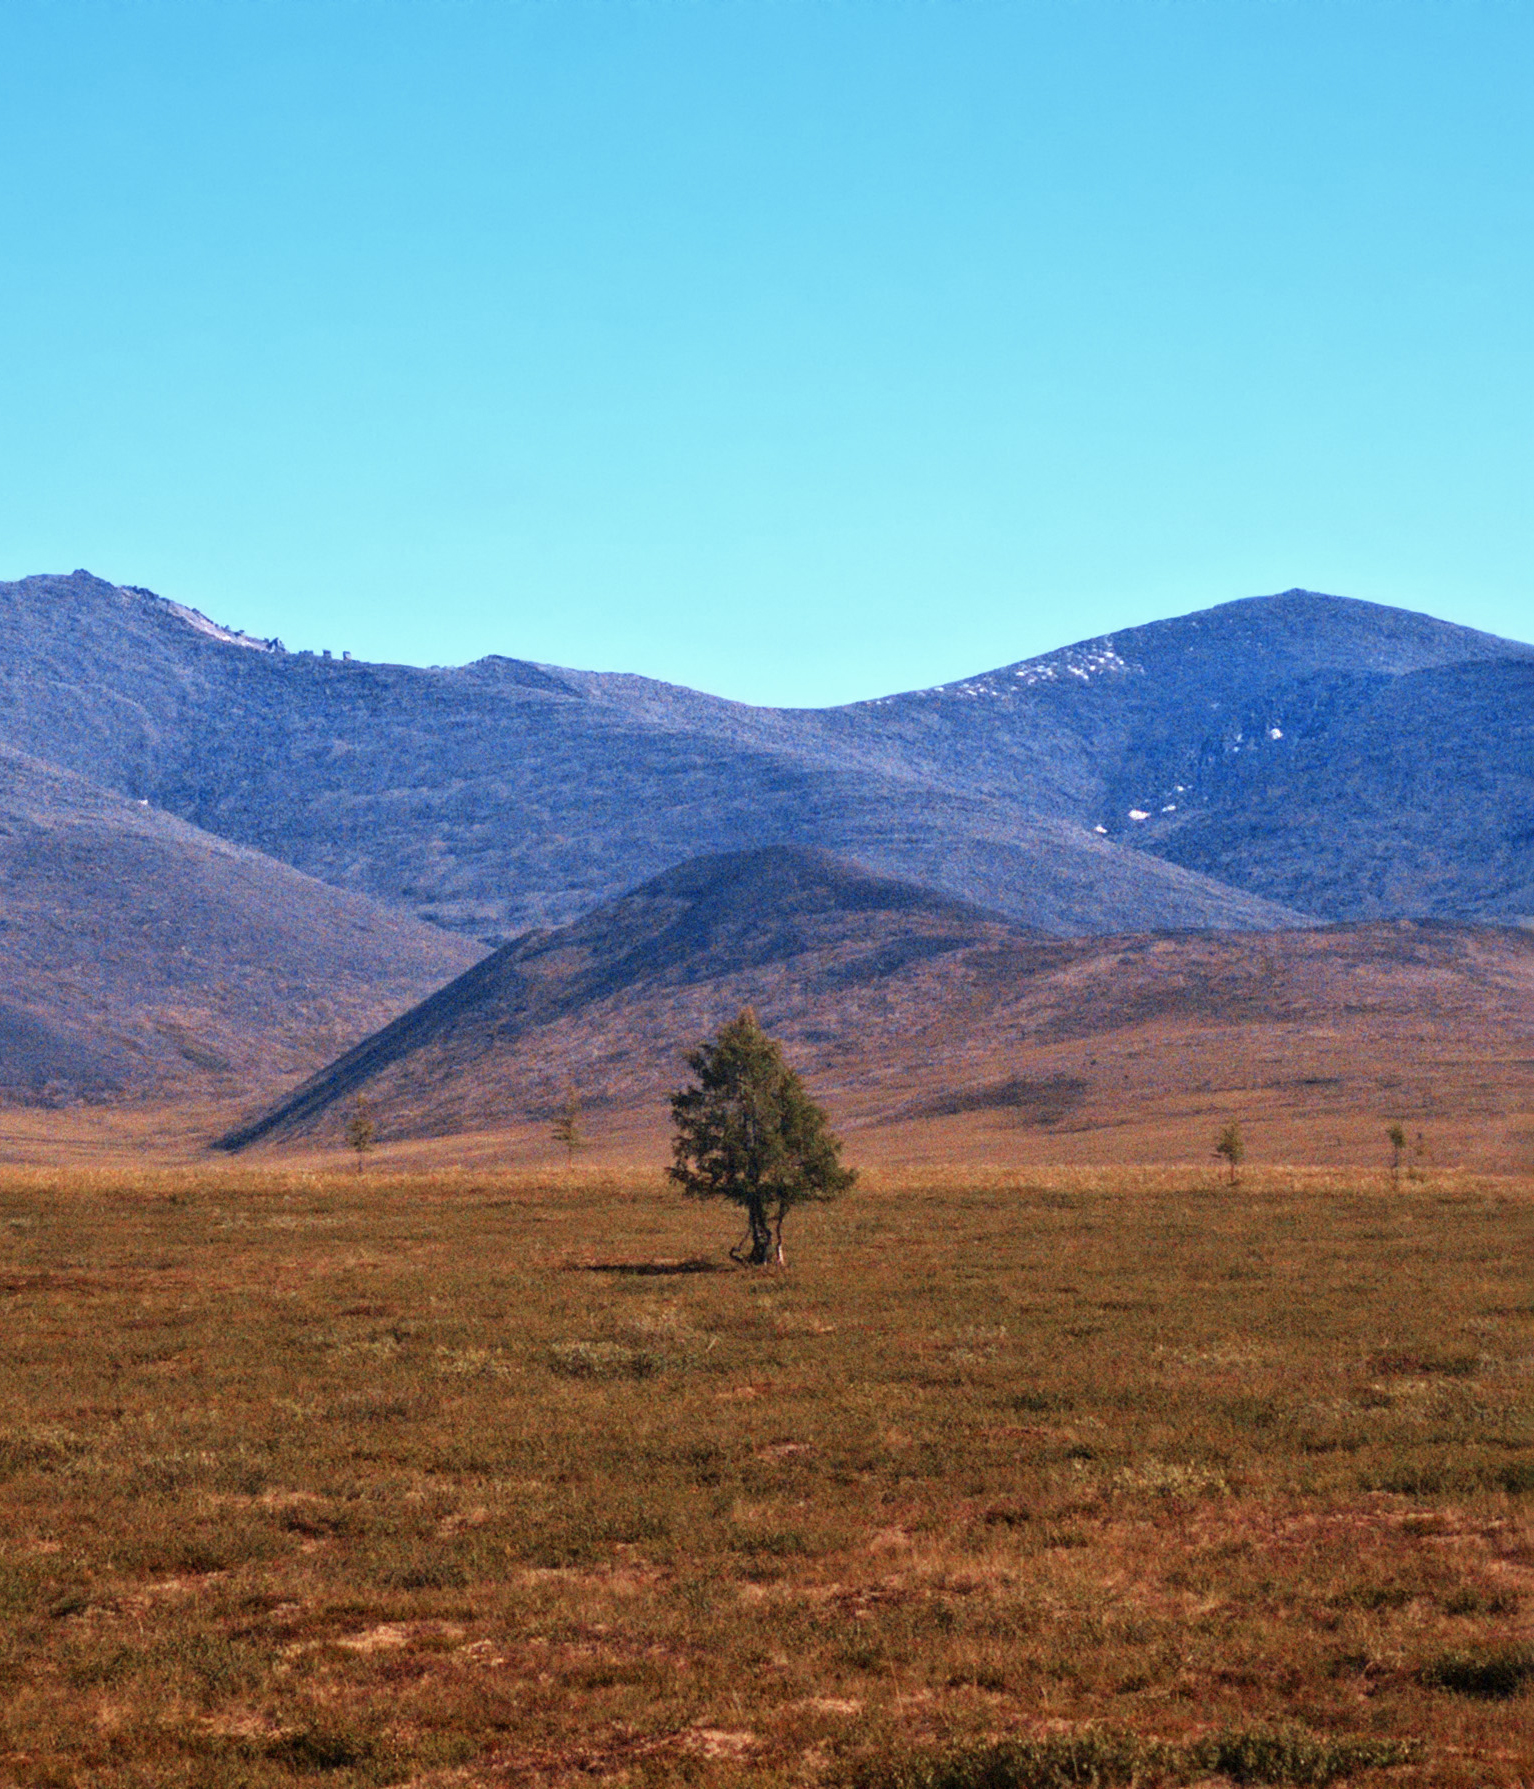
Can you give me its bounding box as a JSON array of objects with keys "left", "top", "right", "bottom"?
[{"left": 746, "top": 1199, "right": 772, "bottom": 1265}]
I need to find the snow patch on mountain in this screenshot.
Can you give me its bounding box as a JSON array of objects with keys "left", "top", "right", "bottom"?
[
  {"left": 129, "top": 587, "right": 284, "bottom": 653},
  {"left": 867, "top": 641, "right": 1142, "bottom": 706}
]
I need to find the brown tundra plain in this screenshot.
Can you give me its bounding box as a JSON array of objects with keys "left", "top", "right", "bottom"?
[{"left": 4, "top": 1163, "right": 1534, "bottom": 1788}]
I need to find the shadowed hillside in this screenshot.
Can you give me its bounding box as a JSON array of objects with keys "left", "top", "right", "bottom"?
[
  {"left": 0, "top": 745, "right": 484, "bottom": 1103},
  {"left": 216, "top": 846, "right": 1534, "bottom": 1172}
]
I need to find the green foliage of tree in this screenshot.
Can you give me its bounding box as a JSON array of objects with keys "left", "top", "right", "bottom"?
[
  {"left": 668, "top": 1007, "right": 855, "bottom": 1266},
  {"left": 1214, "top": 1119, "right": 1245, "bottom": 1186},
  {"left": 345, "top": 1096, "right": 376, "bottom": 1174},
  {"left": 552, "top": 1087, "right": 584, "bottom": 1161}
]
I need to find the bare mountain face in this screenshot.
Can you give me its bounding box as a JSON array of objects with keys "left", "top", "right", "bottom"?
[
  {"left": 0, "top": 745, "right": 482, "bottom": 1103},
  {"left": 0, "top": 571, "right": 1528, "bottom": 943},
  {"left": 0, "top": 571, "right": 1306, "bottom": 941},
  {"left": 216, "top": 846, "right": 1534, "bottom": 1166}
]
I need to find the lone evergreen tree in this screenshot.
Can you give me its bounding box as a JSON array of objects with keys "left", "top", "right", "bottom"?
[
  {"left": 668, "top": 1007, "right": 854, "bottom": 1266},
  {"left": 1386, "top": 1122, "right": 1407, "bottom": 1187},
  {"left": 345, "top": 1096, "right": 376, "bottom": 1174},
  {"left": 1214, "top": 1119, "right": 1245, "bottom": 1186},
  {"left": 552, "top": 1086, "right": 584, "bottom": 1162}
]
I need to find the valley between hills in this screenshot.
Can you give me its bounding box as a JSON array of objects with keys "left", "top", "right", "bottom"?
[{"left": 0, "top": 570, "right": 1529, "bottom": 1173}]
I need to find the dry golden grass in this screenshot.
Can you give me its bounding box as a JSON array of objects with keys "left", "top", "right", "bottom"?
[{"left": 4, "top": 1161, "right": 1534, "bottom": 1785}]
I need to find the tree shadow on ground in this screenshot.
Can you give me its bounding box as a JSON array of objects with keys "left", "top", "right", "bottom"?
[{"left": 565, "top": 1258, "right": 724, "bottom": 1276}]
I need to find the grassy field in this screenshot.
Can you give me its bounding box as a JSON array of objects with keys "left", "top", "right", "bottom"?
[{"left": 4, "top": 1162, "right": 1534, "bottom": 1786}]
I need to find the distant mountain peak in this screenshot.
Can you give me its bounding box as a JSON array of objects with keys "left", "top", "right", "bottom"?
[
  {"left": 30, "top": 569, "right": 288, "bottom": 655},
  {"left": 461, "top": 654, "right": 578, "bottom": 696},
  {"left": 1, "top": 569, "right": 1526, "bottom": 937},
  {"left": 873, "top": 585, "right": 1532, "bottom": 712}
]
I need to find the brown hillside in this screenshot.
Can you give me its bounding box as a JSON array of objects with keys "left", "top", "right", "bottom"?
[
  {"left": 0, "top": 745, "right": 484, "bottom": 1103},
  {"left": 217, "top": 847, "right": 1534, "bottom": 1173},
  {"left": 215, "top": 847, "right": 1022, "bottom": 1147}
]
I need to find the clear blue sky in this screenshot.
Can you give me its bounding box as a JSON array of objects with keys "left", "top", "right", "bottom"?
[{"left": 2, "top": 1, "right": 1530, "bottom": 704}]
